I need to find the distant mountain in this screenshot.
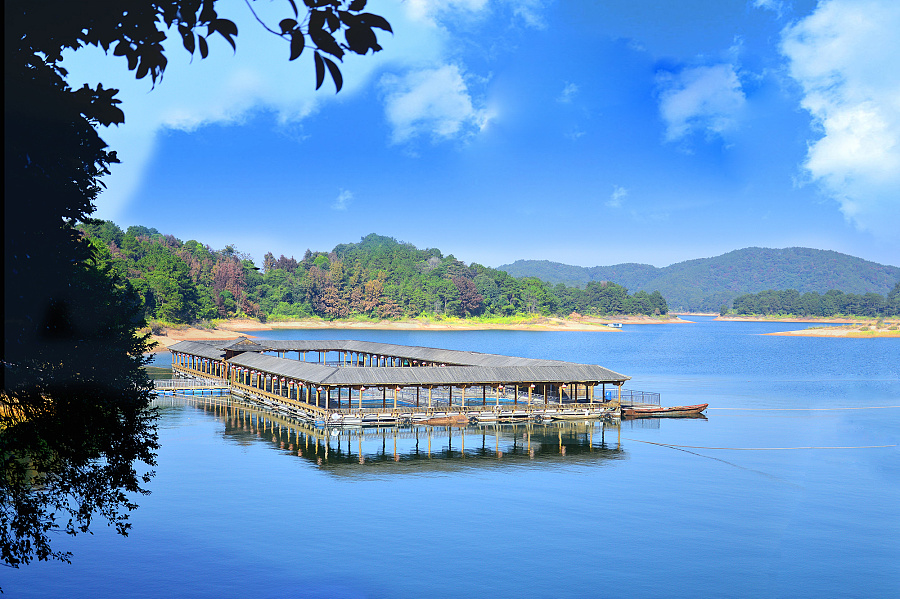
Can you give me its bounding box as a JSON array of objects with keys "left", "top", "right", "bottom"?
[{"left": 498, "top": 248, "right": 900, "bottom": 312}]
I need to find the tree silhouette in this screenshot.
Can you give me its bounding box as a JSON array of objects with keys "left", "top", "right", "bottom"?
[{"left": 2, "top": 0, "right": 390, "bottom": 570}]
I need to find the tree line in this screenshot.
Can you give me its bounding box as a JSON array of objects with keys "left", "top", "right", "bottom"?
[
  {"left": 78, "top": 222, "right": 670, "bottom": 324},
  {"left": 725, "top": 285, "right": 900, "bottom": 318}
]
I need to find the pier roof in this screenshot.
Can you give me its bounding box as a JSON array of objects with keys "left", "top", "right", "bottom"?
[
  {"left": 169, "top": 339, "right": 629, "bottom": 386},
  {"left": 227, "top": 353, "right": 627, "bottom": 386},
  {"left": 187, "top": 338, "right": 572, "bottom": 368}
]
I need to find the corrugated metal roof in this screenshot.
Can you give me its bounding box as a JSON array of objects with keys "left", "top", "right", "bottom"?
[
  {"left": 170, "top": 338, "right": 630, "bottom": 386},
  {"left": 169, "top": 340, "right": 226, "bottom": 360},
  {"left": 225, "top": 354, "right": 627, "bottom": 386},
  {"left": 181, "top": 338, "right": 578, "bottom": 367}
]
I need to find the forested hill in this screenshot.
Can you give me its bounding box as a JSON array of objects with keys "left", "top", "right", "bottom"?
[
  {"left": 77, "top": 222, "right": 669, "bottom": 325},
  {"left": 498, "top": 247, "right": 900, "bottom": 312}
]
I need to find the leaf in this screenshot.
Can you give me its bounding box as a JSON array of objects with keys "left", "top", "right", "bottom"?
[
  {"left": 323, "top": 56, "right": 343, "bottom": 92},
  {"left": 279, "top": 18, "right": 298, "bottom": 34},
  {"left": 345, "top": 25, "right": 379, "bottom": 55},
  {"left": 348, "top": 0, "right": 367, "bottom": 11},
  {"left": 357, "top": 13, "right": 392, "bottom": 33},
  {"left": 314, "top": 52, "right": 325, "bottom": 90},
  {"left": 214, "top": 19, "right": 238, "bottom": 38},
  {"left": 309, "top": 12, "right": 344, "bottom": 59},
  {"left": 113, "top": 42, "right": 129, "bottom": 57},
  {"left": 289, "top": 31, "right": 305, "bottom": 61},
  {"left": 198, "top": 35, "right": 208, "bottom": 59},
  {"left": 324, "top": 9, "right": 340, "bottom": 33},
  {"left": 179, "top": 26, "right": 195, "bottom": 55},
  {"left": 287, "top": 0, "right": 299, "bottom": 17}
]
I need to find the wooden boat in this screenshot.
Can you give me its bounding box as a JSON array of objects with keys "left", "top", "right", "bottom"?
[
  {"left": 621, "top": 403, "right": 708, "bottom": 418},
  {"left": 420, "top": 412, "right": 469, "bottom": 426},
  {"left": 361, "top": 413, "right": 399, "bottom": 426},
  {"left": 547, "top": 407, "right": 618, "bottom": 421}
]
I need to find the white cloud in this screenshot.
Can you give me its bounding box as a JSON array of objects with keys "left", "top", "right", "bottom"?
[
  {"left": 607, "top": 185, "right": 627, "bottom": 208},
  {"left": 557, "top": 82, "right": 579, "bottom": 103},
  {"left": 506, "top": 0, "right": 549, "bottom": 29},
  {"left": 404, "top": 0, "right": 547, "bottom": 29},
  {"left": 781, "top": 0, "right": 900, "bottom": 237},
  {"left": 753, "top": 0, "right": 785, "bottom": 18},
  {"left": 333, "top": 189, "right": 353, "bottom": 211},
  {"left": 380, "top": 64, "right": 492, "bottom": 144},
  {"left": 405, "top": 0, "right": 490, "bottom": 25},
  {"left": 657, "top": 63, "right": 746, "bottom": 142}
]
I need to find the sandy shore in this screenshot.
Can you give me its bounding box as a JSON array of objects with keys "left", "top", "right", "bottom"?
[
  {"left": 765, "top": 325, "right": 900, "bottom": 338},
  {"left": 715, "top": 315, "right": 900, "bottom": 337},
  {"left": 146, "top": 315, "right": 688, "bottom": 352}
]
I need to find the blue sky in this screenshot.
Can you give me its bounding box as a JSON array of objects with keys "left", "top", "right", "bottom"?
[{"left": 63, "top": 0, "right": 900, "bottom": 269}]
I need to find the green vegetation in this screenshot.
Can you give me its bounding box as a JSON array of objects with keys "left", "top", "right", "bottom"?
[
  {"left": 79, "top": 225, "right": 670, "bottom": 323},
  {"left": 499, "top": 247, "right": 900, "bottom": 312},
  {"left": 724, "top": 283, "right": 900, "bottom": 318}
]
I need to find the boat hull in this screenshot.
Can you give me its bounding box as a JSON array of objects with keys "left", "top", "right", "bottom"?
[{"left": 622, "top": 403, "right": 708, "bottom": 418}]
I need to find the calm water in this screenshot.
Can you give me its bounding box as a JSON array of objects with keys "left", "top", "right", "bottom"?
[{"left": 6, "top": 318, "right": 899, "bottom": 598}]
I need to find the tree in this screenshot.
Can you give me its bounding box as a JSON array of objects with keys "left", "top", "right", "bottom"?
[{"left": 3, "top": 0, "right": 390, "bottom": 570}]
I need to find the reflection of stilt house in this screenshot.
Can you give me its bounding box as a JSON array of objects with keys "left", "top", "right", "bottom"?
[
  {"left": 168, "top": 337, "right": 646, "bottom": 426},
  {"left": 154, "top": 393, "right": 627, "bottom": 472}
]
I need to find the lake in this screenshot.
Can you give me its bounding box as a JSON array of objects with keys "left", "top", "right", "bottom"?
[{"left": 5, "top": 317, "right": 899, "bottom": 598}]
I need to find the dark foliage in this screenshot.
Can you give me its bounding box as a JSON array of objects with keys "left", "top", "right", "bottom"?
[{"left": 4, "top": 0, "right": 390, "bottom": 571}]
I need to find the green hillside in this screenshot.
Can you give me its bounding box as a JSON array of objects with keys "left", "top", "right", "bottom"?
[
  {"left": 77, "top": 222, "right": 670, "bottom": 325},
  {"left": 499, "top": 248, "right": 900, "bottom": 312}
]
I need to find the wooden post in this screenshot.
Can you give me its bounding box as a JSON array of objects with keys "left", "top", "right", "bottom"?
[
  {"left": 496, "top": 385, "right": 501, "bottom": 407},
  {"left": 428, "top": 386, "right": 433, "bottom": 410},
  {"left": 393, "top": 387, "right": 398, "bottom": 411},
  {"left": 382, "top": 387, "right": 386, "bottom": 409}
]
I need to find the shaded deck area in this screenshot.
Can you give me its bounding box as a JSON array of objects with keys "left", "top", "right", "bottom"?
[{"left": 167, "top": 337, "right": 657, "bottom": 425}]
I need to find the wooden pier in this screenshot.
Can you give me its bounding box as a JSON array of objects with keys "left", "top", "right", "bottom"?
[
  {"left": 153, "top": 377, "right": 231, "bottom": 395},
  {"left": 165, "top": 337, "right": 658, "bottom": 426}
]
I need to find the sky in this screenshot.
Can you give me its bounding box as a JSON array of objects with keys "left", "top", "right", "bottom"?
[{"left": 62, "top": 0, "right": 900, "bottom": 269}]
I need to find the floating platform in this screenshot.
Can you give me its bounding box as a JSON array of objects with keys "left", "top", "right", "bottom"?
[{"left": 166, "top": 338, "right": 661, "bottom": 428}]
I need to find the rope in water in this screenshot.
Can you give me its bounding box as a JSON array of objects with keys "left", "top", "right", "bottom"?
[
  {"left": 708, "top": 405, "right": 900, "bottom": 411},
  {"left": 624, "top": 438, "right": 897, "bottom": 451}
]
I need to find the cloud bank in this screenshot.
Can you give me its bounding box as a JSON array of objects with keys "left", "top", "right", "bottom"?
[
  {"left": 781, "top": 0, "right": 900, "bottom": 237},
  {"left": 380, "top": 64, "right": 492, "bottom": 144},
  {"left": 657, "top": 63, "right": 746, "bottom": 142}
]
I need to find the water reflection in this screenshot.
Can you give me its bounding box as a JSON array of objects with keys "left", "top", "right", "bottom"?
[{"left": 153, "top": 395, "right": 635, "bottom": 473}]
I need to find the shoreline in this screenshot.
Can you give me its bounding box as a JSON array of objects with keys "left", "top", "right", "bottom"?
[
  {"left": 764, "top": 325, "right": 900, "bottom": 338},
  {"left": 145, "top": 314, "right": 689, "bottom": 352},
  {"left": 716, "top": 315, "right": 900, "bottom": 337}
]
